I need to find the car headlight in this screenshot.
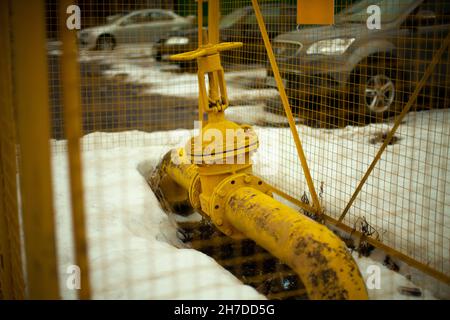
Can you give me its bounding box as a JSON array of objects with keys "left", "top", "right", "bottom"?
[
  {"left": 306, "top": 38, "right": 355, "bottom": 55},
  {"left": 165, "top": 37, "right": 189, "bottom": 45}
]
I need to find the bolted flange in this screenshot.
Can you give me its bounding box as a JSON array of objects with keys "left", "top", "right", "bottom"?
[{"left": 209, "top": 173, "right": 272, "bottom": 239}]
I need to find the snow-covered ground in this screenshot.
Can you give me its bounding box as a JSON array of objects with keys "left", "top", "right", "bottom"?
[
  {"left": 53, "top": 134, "right": 265, "bottom": 300},
  {"left": 52, "top": 127, "right": 442, "bottom": 300},
  {"left": 49, "top": 43, "right": 449, "bottom": 299}
]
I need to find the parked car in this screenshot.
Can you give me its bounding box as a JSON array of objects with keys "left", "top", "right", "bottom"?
[
  {"left": 78, "top": 9, "right": 194, "bottom": 50},
  {"left": 266, "top": 0, "right": 450, "bottom": 119},
  {"left": 153, "top": 4, "right": 297, "bottom": 68}
]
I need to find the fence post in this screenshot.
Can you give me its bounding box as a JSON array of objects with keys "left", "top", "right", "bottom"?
[
  {"left": 10, "top": 0, "right": 60, "bottom": 299},
  {"left": 0, "top": 0, "right": 27, "bottom": 300},
  {"left": 59, "top": 0, "right": 92, "bottom": 300}
]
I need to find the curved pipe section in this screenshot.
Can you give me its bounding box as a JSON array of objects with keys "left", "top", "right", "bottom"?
[
  {"left": 225, "top": 187, "right": 368, "bottom": 300},
  {"left": 153, "top": 150, "right": 368, "bottom": 300}
]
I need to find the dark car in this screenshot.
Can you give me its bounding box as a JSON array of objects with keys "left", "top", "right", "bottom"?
[
  {"left": 154, "top": 4, "right": 297, "bottom": 68},
  {"left": 266, "top": 0, "right": 450, "bottom": 120}
]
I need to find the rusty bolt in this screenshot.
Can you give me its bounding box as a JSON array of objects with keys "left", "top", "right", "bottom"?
[
  {"left": 216, "top": 218, "right": 223, "bottom": 226},
  {"left": 244, "top": 175, "right": 252, "bottom": 184}
]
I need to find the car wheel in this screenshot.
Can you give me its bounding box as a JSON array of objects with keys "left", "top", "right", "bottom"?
[
  {"left": 96, "top": 35, "right": 115, "bottom": 51},
  {"left": 351, "top": 58, "right": 403, "bottom": 120}
]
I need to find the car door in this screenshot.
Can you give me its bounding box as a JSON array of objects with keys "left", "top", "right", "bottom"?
[
  {"left": 144, "top": 11, "right": 179, "bottom": 42},
  {"left": 115, "top": 12, "right": 152, "bottom": 43},
  {"left": 408, "top": 0, "right": 450, "bottom": 103}
]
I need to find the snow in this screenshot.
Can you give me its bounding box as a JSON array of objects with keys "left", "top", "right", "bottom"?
[
  {"left": 353, "top": 249, "right": 437, "bottom": 299},
  {"left": 226, "top": 105, "right": 302, "bottom": 126},
  {"left": 52, "top": 134, "right": 265, "bottom": 300},
  {"left": 52, "top": 127, "right": 442, "bottom": 300},
  {"left": 248, "top": 110, "right": 450, "bottom": 281}
]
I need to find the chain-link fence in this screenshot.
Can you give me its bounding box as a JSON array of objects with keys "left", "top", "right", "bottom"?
[{"left": 1, "top": 0, "right": 449, "bottom": 300}]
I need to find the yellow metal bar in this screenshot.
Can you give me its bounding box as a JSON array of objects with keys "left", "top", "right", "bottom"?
[
  {"left": 197, "top": 0, "right": 203, "bottom": 47},
  {"left": 251, "top": 0, "right": 322, "bottom": 211},
  {"left": 338, "top": 32, "right": 450, "bottom": 223},
  {"left": 10, "top": 0, "right": 60, "bottom": 299},
  {"left": 0, "top": 0, "right": 26, "bottom": 300},
  {"left": 207, "top": 0, "right": 221, "bottom": 109},
  {"left": 329, "top": 219, "right": 450, "bottom": 285},
  {"left": 197, "top": 0, "right": 204, "bottom": 126},
  {"left": 268, "top": 184, "right": 319, "bottom": 215},
  {"left": 0, "top": 143, "right": 10, "bottom": 300},
  {"left": 225, "top": 187, "right": 368, "bottom": 299},
  {"left": 273, "top": 186, "right": 450, "bottom": 285},
  {"left": 59, "top": 0, "right": 92, "bottom": 300},
  {"left": 208, "top": 0, "right": 220, "bottom": 45}
]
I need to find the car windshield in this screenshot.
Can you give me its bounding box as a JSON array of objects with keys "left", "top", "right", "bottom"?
[
  {"left": 336, "top": 0, "right": 417, "bottom": 24},
  {"left": 220, "top": 7, "right": 248, "bottom": 28}
]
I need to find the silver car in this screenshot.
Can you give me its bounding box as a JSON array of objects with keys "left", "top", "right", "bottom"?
[{"left": 78, "top": 9, "right": 194, "bottom": 50}]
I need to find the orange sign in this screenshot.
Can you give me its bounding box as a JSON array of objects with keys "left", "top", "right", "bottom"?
[{"left": 297, "top": 0, "right": 334, "bottom": 25}]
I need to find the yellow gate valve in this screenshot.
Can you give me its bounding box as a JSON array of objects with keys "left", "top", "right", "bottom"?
[
  {"left": 170, "top": 42, "right": 242, "bottom": 114},
  {"left": 151, "top": 39, "right": 370, "bottom": 299},
  {"left": 169, "top": 41, "right": 264, "bottom": 239}
]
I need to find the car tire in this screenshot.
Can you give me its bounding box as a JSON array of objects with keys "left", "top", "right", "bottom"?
[
  {"left": 350, "top": 57, "right": 403, "bottom": 121},
  {"left": 96, "top": 35, "right": 116, "bottom": 51}
]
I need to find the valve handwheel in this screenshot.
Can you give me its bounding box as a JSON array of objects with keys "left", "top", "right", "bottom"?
[
  {"left": 169, "top": 42, "right": 243, "bottom": 115},
  {"left": 169, "top": 42, "right": 243, "bottom": 61}
]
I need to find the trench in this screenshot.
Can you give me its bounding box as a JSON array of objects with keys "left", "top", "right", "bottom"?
[
  {"left": 139, "top": 161, "right": 309, "bottom": 300},
  {"left": 175, "top": 219, "right": 309, "bottom": 300}
]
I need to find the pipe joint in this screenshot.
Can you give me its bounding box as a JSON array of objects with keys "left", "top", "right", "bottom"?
[{"left": 209, "top": 173, "right": 272, "bottom": 239}]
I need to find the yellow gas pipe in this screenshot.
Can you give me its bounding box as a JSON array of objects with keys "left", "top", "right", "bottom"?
[{"left": 153, "top": 1, "right": 368, "bottom": 299}]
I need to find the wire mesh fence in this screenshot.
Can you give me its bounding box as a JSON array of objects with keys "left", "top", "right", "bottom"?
[{"left": 1, "top": 0, "right": 449, "bottom": 300}]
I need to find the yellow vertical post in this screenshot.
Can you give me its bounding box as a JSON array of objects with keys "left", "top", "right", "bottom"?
[
  {"left": 0, "top": 0, "right": 26, "bottom": 300},
  {"left": 208, "top": 0, "right": 220, "bottom": 45},
  {"left": 59, "top": 0, "right": 92, "bottom": 300},
  {"left": 197, "top": 0, "right": 204, "bottom": 126},
  {"left": 198, "top": 0, "right": 203, "bottom": 47},
  {"left": 10, "top": 0, "right": 60, "bottom": 299},
  {"left": 251, "top": 0, "right": 322, "bottom": 211}
]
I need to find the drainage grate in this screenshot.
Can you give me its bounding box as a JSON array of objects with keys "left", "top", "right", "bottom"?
[{"left": 176, "top": 219, "right": 308, "bottom": 300}]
